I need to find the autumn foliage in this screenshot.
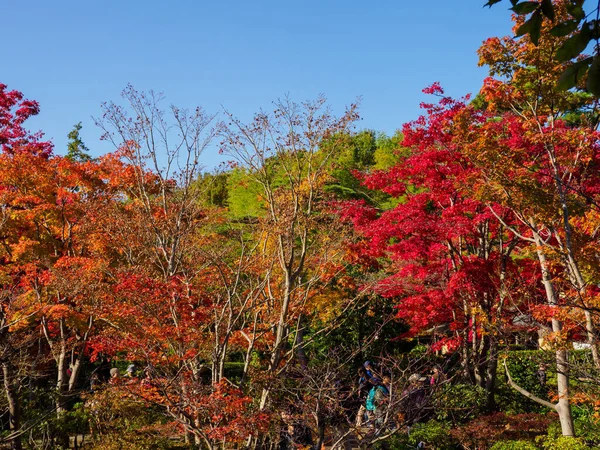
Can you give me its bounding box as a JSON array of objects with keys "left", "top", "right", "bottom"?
[{"left": 5, "top": 6, "right": 600, "bottom": 447}]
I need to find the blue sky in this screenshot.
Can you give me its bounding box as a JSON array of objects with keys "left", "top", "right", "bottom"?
[{"left": 4, "top": 1, "right": 513, "bottom": 169}]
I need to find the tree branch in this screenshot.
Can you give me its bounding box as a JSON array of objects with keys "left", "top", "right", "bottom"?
[{"left": 503, "top": 358, "right": 556, "bottom": 410}]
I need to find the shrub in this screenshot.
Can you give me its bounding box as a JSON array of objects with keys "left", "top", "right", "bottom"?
[
  {"left": 451, "top": 413, "right": 552, "bottom": 449},
  {"left": 489, "top": 441, "right": 538, "bottom": 450},
  {"left": 574, "top": 417, "right": 600, "bottom": 447},
  {"left": 537, "top": 435, "right": 588, "bottom": 450},
  {"left": 86, "top": 435, "right": 188, "bottom": 450},
  {"left": 495, "top": 350, "right": 554, "bottom": 415},
  {"left": 433, "top": 383, "right": 487, "bottom": 425},
  {"left": 373, "top": 432, "right": 410, "bottom": 450},
  {"left": 544, "top": 416, "right": 600, "bottom": 447},
  {"left": 408, "top": 420, "right": 458, "bottom": 450}
]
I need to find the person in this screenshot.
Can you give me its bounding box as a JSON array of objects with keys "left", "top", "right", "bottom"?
[
  {"left": 126, "top": 364, "right": 136, "bottom": 377},
  {"left": 109, "top": 367, "right": 120, "bottom": 384},
  {"left": 89, "top": 372, "right": 99, "bottom": 393},
  {"left": 141, "top": 367, "right": 154, "bottom": 388},
  {"left": 365, "top": 375, "right": 390, "bottom": 427},
  {"left": 363, "top": 361, "right": 381, "bottom": 383},
  {"left": 429, "top": 367, "right": 440, "bottom": 386},
  {"left": 355, "top": 367, "right": 372, "bottom": 426},
  {"left": 537, "top": 363, "right": 547, "bottom": 386},
  {"left": 401, "top": 374, "right": 427, "bottom": 428}
]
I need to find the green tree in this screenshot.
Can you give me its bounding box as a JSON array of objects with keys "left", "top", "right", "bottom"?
[
  {"left": 66, "top": 122, "right": 91, "bottom": 162},
  {"left": 226, "top": 167, "right": 264, "bottom": 218},
  {"left": 196, "top": 171, "right": 230, "bottom": 208},
  {"left": 373, "top": 131, "right": 404, "bottom": 170}
]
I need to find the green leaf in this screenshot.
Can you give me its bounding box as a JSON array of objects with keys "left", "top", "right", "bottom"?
[
  {"left": 516, "top": 10, "right": 543, "bottom": 42},
  {"left": 555, "top": 30, "right": 591, "bottom": 62},
  {"left": 511, "top": 1, "right": 539, "bottom": 14},
  {"left": 529, "top": 11, "right": 543, "bottom": 44},
  {"left": 549, "top": 20, "right": 580, "bottom": 37},
  {"left": 484, "top": 0, "right": 502, "bottom": 6},
  {"left": 540, "top": 0, "right": 555, "bottom": 21},
  {"left": 556, "top": 58, "right": 592, "bottom": 91},
  {"left": 510, "top": 0, "right": 519, "bottom": 5},
  {"left": 587, "top": 55, "right": 600, "bottom": 96},
  {"left": 566, "top": 3, "right": 585, "bottom": 21}
]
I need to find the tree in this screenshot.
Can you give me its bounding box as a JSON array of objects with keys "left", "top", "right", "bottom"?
[
  {"left": 221, "top": 95, "right": 360, "bottom": 410},
  {"left": 469, "top": 13, "right": 600, "bottom": 435},
  {"left": 66, "top": 122, "right": 91, "bottom": 162},
  {"left": 0, "top": 148, "right": 121, "bottom": 450},
  {"left": 324, "top": 130, "right": 404, "bottom": 207},
  {"left": 0, "top": 83, "right": 53, "bottom": 158},
  {"left": 341, "top": 88, "right": 539, "bottom": 412},
  {"left": 485, "top": 0, "right": 600, "bottom": 96},
  {"left": 92, "top": 86, "right": 275, "bottom": 447},
  {"left": 0, "top": 83, "right": 56, "bottom": 450}
]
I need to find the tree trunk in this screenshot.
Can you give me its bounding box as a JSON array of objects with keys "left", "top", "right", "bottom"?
[
  {"left": 56, "top": 335, "right": 67, "bottom": 414},
  {"left": 584, "top": 310, "right": 600, "bottom": 369},
  {"left": 3, "top": 362, "right": 22, "bottom": 450},
  {"left": 260, "top": 274, "right": 292, "bottom": 409},
  {"left": 532, "top": 223, "right": 575, "bottom": 436},
  {"left": 485, "top": 339, "right": 499, "bottom": 411},
  {"left": 556, "top": 348, "right": 575, "bottom": 436},
  {"left": 295, "top": 316, "right": 308, "bottom": 369}
]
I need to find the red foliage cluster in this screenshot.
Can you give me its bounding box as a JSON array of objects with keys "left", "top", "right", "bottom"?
[{"left": 0, "top": 83, "right": 52, "bottom": 157}]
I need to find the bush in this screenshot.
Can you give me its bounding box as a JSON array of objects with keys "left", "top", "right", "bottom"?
[
  {"left": 573, "top": 417, "right": 600, "bottom": 447},
  {"left": 543, "top": 416, "right": 600, "bottom": 447},
  {"left": 433, "top": 383, "right": 487, "bottom": 425},
  {"left": 373, "top": 432, "right": 410, "bottom": 450},
  {"left": 408, "top": 420, "right": 458, "bottom": 450},
  {"left": 84, "top": 386, "right": 180, "bottom": 448},
  {"left": 86, "top": 435, "right": 189, "bottom": 450},
  {"left": 490, "top": 441, "right": 538, "bottom": 450},
  {"left": 451, "top": 413, "right": 552, "bottom": 450},
  {"left": 537, "top": 435, "right": 588, "bottom": 450},
  {"left": 496, "top": 350, "right": 554, "bottom": 415}
]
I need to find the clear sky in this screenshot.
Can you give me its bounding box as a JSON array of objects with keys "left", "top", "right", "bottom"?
[{"left": 4, "top": 0, "right": 514, "bottom": 169}]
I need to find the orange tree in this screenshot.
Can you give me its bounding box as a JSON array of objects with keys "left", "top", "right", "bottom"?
[
  {"left": 220, "top": 96, "right": 360, "bottom": 413},
  {"left": 90, "top": 87, "right": 274, "bottom": 447},
  {"left": 0, "top": 83, "right": 117, "bottom": 448}
]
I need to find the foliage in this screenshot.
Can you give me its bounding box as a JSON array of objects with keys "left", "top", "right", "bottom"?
[
  {"left": 66, "top": 122, "right": 92, "bottom": 161},
  {"left": 546, "top": 416, "right": 600, "bottom": 446},
  {"left": 7, "top": 5, "right": 600, "bottom": 441},
  {"left": 86, "top": 436, "right": 189, "bottom": 450},
  {"left": 537, "top": 435, "right": 589, "bottom": 450},
  {"left": 226, "top": 167, "right": 263, "bottom": 217},
  {"left": 0, "top": 82, "right": 53, "bottom": 156},
  {"left": 496, "top": 351, "right": 554, "bottom": 414},
  {"left": 196, "top": 171, "right": 229, "bottom": 208},
  {"left": 373, "top": 131, "right": 404, "bottom": 170},
  {"left": 489, "top": 441, "right": 538, "bottom": 450},
  {"left": 485, "top": 0, "right": 600, "bottom": 96},
  {"left": 433, "top": 384, "right": 488, "bottom": 425},
  {"left": 407, "top": 420, "right": 458, "bottom": 450},
  {"left": 451, "top": 413, "right": 553, "bottom": 449}
]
